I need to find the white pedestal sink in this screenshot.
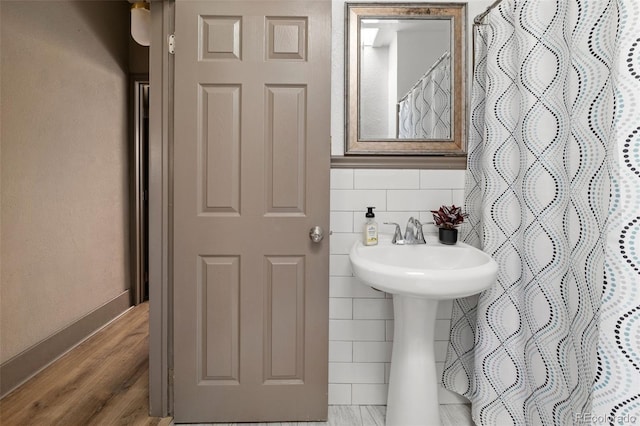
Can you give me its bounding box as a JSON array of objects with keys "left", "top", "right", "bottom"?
[{"left": 349, "top": 236, "right": 498, "bottom": 426}]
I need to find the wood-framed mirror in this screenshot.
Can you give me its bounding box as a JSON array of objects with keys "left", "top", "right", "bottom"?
[{"left": 344, "top": 2, "right": 467, "bottom": 161}]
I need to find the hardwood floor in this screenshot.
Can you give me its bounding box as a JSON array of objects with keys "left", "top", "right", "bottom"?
[
  {"left": 0, "top": 302, "right": 474, "bottom": 426},
  {"left": 0, "top": 303, "right": 170, "bottom": 426}
]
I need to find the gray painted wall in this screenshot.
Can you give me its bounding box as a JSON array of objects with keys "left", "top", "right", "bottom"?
[{"left": 0, "top": 1, "right": 135, "bottom": 363}]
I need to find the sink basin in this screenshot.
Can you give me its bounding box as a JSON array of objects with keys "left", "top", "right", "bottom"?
[
  {"left": 350, "top": 236, "right": 497, "bottom": 299},
  {"left": 349, "top": 235, "right": 497, "bottom": 426}
]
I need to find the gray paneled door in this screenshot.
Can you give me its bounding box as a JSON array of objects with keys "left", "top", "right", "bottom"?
[{"left": 172, "top": 0, "right": 331, "bottom": 422}]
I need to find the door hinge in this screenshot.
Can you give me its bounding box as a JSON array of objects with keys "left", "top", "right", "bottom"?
[{"left": 168, "top": 34, "right": 175, "bottom": 54}]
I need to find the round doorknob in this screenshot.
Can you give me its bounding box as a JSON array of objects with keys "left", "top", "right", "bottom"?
[{"left": 309, "top": 226, "right": 324, "bottom": 243}]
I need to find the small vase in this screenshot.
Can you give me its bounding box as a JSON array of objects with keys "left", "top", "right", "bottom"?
[{"left": 438, "top": 227, "right": 458, "bottom": 245}]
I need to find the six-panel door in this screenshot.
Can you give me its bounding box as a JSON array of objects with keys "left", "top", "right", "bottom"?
[{"left": 172, "top": 0, "right": 331, "bottom": 422}]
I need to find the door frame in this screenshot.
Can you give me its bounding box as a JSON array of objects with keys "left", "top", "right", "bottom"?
[
  {"left": 148, "top": 0, "right": 174, "bottom": 417},
  {"left": 131, "top": 75, "right": 149, "bottom": 306}
]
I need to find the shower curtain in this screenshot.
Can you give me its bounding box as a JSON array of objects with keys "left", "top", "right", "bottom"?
[
  {"left": 397, "top": 54, "right": 450, "bottom": 139},
  {"left": 442, "top": 1, "right": 640, "bottom": 425}
]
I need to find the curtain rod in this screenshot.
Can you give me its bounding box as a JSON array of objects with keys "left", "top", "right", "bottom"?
[
  {"left": 474, "top": 0, "right": 504, "bottom": 25},
  {"left": 397, "top": 51, "right": 450, "bottom": 104}
]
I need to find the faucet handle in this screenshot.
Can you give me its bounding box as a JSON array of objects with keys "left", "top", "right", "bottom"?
[
  {"left": 384, "top": 222, "right": 404, "bottom": 244},
  {"left": 413, "top": 219, "right": 426, "bottom": 244}
]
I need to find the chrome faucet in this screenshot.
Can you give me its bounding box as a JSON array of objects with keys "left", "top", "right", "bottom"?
[
  {"left": 384, "top": 217, "right": 426, "bottom": 245},
  {"left": 385, "top": 222, "right": 405, "bottom": 244},
  {"left": 405, "top": 217, "right": 426, "bottom": 244}
]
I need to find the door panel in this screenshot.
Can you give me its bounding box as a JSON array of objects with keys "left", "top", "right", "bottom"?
[
  {"left": 265, "top": 85, "right": 307, "bottom": 214},
  {"left": 263, "top": 256, "right": 305, "bottom": 382},
  {"left": 173, "top": 1, "right": 330, "bottom": 422},
  {"left": 200, "top": 255, "right": 240, "bottom": 383},
  {"left": 200, "top": 84, "right": 241, "bottom": 215}
]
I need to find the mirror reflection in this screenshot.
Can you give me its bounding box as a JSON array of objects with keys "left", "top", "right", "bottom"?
[{"left": 359, "top": 19, "right": 451, "bottom": 140}]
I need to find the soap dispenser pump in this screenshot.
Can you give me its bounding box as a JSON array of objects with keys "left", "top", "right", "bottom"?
[{"left": 363, "top": 207, "right": 378, "bottom": 246}]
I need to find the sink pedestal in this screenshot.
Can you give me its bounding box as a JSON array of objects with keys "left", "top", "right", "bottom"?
[{"left": 386, "top": 295, "right": 441, "bottom": 426}]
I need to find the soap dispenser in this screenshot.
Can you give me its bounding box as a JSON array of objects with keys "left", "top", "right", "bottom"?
[{"left": 363, "top": 207, "right": 378, "bottom": 246}]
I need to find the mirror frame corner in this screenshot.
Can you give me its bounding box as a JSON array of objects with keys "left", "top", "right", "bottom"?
[{"left": 343, "top": 2, "right": 468, "bottom": 164}]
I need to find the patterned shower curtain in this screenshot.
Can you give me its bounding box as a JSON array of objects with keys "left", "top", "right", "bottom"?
[
  {"left": 442, "top": 1, "right": 640, "bottom": 425},
  {"left": 397, "top": 54, "right": 450, "bottom": 139},
  {"left": 592, "top": 0, "right": 640, "bottom": 422}
]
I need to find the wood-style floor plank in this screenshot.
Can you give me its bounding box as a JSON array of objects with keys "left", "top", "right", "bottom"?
[
  {"left": 1, "top": 301, "right": 473, "bottom": 426},
  {"left": 0, "top": 303, "right": 170, "bottom": 426}
]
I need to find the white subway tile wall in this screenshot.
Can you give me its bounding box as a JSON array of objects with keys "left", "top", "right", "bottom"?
[
  {"left": 329, "top": 362, "right": 386, "bottom": 384},
  {"left": 353, "top": 169, "right": 420, "bottom": 190},
  {"left": 328, "top": 168, "right": 469, "bottom": 406},
  {"left": 352, "top": 384, "right": 389, "bottom": 405}
]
